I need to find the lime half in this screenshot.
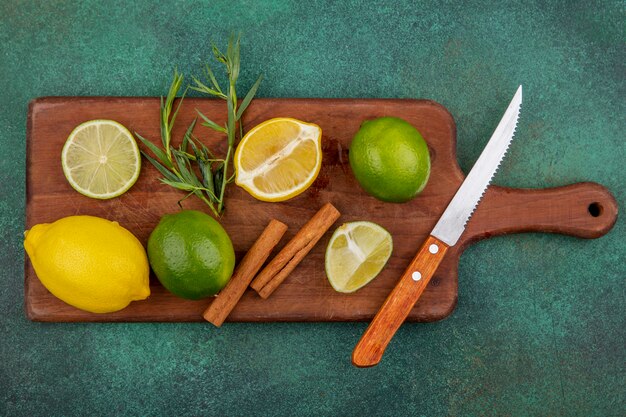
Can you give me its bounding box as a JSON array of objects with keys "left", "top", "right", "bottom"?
[
  {"left": 325, "top": 221, "right": 393, "bottom": 293},
  {"left": 62, "top": 120, "right": 141, "bottom": 199}
]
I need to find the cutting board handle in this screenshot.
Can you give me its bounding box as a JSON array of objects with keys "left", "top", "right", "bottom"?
[{"left": 464, "top": 182, "right": 618, "bottom": 244}]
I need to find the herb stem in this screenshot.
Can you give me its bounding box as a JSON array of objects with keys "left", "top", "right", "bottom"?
[
  {"left": 217, "top": 145, "right": 232, "bottom": 213},
  {"left": 198, "top": 192, "right": 219, "bottom": 217}
]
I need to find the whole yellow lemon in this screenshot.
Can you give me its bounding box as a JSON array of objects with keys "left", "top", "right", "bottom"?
[{"left": 24, "top": 215, "right": 150, "bottom": 313}]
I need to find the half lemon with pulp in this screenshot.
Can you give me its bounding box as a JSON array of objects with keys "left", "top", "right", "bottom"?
[{"left": 234, "top": 117, "right": 322, "bottom": 202}]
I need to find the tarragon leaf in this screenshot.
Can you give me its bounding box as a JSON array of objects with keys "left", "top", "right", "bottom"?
[
  {"left": 196, "top": 109, "right": 227, "bottom": 133},
  {"left": 204, "top": 63, "right": 222, "bottom": 94},
  {"left": 212, "top": 43, "right": 226, "bottom": 64},
  {"left": 135, "top": 132, "right": 173, "bottom": 169},
  {"left": 190, "top": 76, "right": 224, "bottom": 98},
  {"left": 181, "top": 118, "right": 197, "bottom": 152},
  {"left": 230, "top": 33, "right": 241, "bottom": 83},
  {"left": 160, "top": 179, "right": 198, "bottom": 192},
  {"left": 172, "top": 150, "right": 203, "bottom": 189},
  {"left": 236, "top": 74, "right": 263, "bottom": 120},
  {"left": 139, "top": 151, "right": 179, "bottom": 182}
]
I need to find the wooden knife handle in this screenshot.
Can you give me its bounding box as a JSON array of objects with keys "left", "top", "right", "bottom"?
[
  {"left": 465, "top": 182, "right": 618, "bottom": 243},
  {"left": 352, "top": 235, "right": 449, "bottom": 367}
]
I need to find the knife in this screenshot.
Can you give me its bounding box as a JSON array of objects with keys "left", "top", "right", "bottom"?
[{"left": 352, "top": 86, "right": 523, "bottom": 367}]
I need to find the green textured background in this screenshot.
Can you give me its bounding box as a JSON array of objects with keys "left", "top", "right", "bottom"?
[{"left": 1, "top": 1, "right": 624, "bottom": 415}]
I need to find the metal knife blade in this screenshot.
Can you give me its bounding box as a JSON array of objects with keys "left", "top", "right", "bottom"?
[{"left": 431, "top": 85, "right": 522, "bottom": 246}]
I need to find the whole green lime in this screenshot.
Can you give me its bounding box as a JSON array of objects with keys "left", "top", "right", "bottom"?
[
  {"left": 349, "top": 117, "right": 430, "bottom": 203},
  {"left": 147, "top": 210, "right": 235, "bottom": 300}
]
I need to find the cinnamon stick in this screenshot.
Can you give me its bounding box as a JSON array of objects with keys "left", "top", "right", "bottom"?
[
  {"left": 256, "top": 235, "right": 318, "bottom": 299},
  {"left": 203, "top": 219, "right": 288, "bottom": 326},
  {"left": 251, "top": 203, "right": 341, "bottom": 299}
]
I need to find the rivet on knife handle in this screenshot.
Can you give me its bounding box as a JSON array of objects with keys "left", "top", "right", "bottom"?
[{"left": 352, "top": 235, "right": 448, "bottom": 367}]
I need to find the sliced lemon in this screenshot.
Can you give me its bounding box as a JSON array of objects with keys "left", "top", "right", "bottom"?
[
  {"left": 234, "top": 117, "right": 322, "bottom": 202},
  {"left": 61, "top": 120, "right": 141, "bottom": 199},
  {"left": 325, "top": 221, "right": 393, "bottom": 293}
]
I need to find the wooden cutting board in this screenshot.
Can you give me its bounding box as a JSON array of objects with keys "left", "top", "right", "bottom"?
[{"left": 25, "top": 97, "right": 618, "bottom": 322}]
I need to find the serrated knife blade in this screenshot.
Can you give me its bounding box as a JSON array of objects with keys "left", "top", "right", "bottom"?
[
  {"left": 352, "top": 86, "right": 523, "bottom": 367},
  {"left": 431, "top": 85, "right": 522, "bottom": 246}
]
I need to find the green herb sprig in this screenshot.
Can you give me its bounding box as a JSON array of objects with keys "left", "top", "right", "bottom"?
[{"left": 136, "top": 34, "right": 263, "bottom": 216}]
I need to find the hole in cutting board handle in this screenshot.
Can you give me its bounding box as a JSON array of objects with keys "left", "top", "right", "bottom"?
[{"left": 588, "top": 202, "right": 603, "bottom": 217}]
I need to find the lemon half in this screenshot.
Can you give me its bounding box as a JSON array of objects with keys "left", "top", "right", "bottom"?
[{"left": 234, "top": 117, "right": 322, "bottom": 202}]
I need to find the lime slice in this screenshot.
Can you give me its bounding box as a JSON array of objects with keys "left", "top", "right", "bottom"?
[
  {"left": 61, "top": 120, "right": 141, "bottom": 199},
  {"left": 325, "top": 221, "right": 393, "bottom": 293}
]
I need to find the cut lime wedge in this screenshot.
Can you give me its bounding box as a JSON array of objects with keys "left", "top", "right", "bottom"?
[
  {"left": 61, "top": 120, "right": 141, "bottom": 199},
  {"left": 325, "top": 221, "right": 393, "bottom": 293}
]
